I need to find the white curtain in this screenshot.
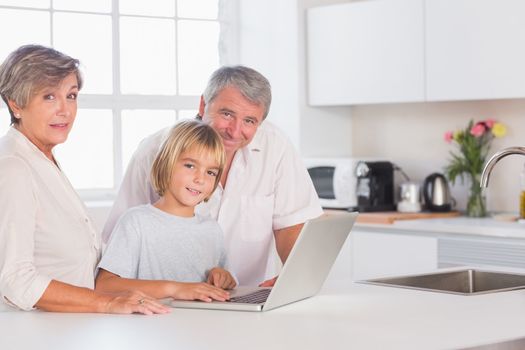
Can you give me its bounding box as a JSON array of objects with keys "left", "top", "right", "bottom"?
[{"left": 218, "top": 0, "right": 240, "bottom": 65}]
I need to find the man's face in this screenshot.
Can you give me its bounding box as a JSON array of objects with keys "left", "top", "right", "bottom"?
[{"left": 201, "top": 86, "right": 265, "bottom": 156}]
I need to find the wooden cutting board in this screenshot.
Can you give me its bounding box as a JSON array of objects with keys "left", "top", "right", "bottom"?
[{"left": 356, "top": 211, "right": 461, "bottom": 225}]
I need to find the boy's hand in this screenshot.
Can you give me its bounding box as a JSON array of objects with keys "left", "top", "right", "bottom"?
[
  {"left": 172, "top": 282, "right": 230, "bottom": 302},
  {"left": 207, "top": 267, "right": 237, "bottom": 290}
]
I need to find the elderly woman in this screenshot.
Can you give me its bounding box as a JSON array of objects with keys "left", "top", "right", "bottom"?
[{"left": 0, "top": 45, "right": 169, "bottom": 314}]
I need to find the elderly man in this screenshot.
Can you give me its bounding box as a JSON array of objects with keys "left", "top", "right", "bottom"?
[{"left": 102, "top": 66, "right": 322, "bottom": 286}]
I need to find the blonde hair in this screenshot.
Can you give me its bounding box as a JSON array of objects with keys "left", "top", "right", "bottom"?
[{"left": 151, "top": 120, "right": 225, "bottom": 201}]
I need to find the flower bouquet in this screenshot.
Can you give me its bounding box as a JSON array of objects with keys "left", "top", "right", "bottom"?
[{"left": 444, "top": 119, "right": 507, "bottom": 217}]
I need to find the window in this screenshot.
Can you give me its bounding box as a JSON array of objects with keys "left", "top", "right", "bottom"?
[{"left": 0, "top": 1, "right": 222, "bottom": 200}]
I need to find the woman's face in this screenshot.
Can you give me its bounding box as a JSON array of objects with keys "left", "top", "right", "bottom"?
[{"left": 10, "top": 73, "right": 79, "bottom": 159}]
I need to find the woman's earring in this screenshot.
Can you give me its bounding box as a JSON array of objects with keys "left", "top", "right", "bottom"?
[{"left": 15, "top": 113, "right": 20, "bottom": 118}]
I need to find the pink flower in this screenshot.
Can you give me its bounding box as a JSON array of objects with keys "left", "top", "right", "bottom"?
[
  {"left": 470, "top": 123, "right": 486, "bottom": 137},
  {"left": 484, "top": 119, "right": 496, "bottom": 128},
  {"left": 444, "top": 131, "right": 454, "bottom": 143}
]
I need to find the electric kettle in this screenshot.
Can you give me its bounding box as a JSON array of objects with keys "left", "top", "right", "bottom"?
[{"left": 423, "top": 173, "right": 452, "bottom": 212}]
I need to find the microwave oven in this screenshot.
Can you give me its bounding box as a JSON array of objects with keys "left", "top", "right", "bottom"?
[{"left": 304, "top": 157, "right": 364, "bottom": 209}]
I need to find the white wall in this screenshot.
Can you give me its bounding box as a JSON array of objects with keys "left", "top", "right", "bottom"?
[
  {"left": 351, "top": 100, "right": 525, "bottom": 213},
  {"left": 236, "top": 0, "right": 301, "bottom": 147},
  {"left": 298, "top": 0, "right": 354, "bottom": 156},
  {"left": 236, "top": 0, "right": 353, "bottom": 155}
]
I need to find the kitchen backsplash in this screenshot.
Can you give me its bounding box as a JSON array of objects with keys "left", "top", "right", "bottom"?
[{"left": 351, "top": 99, "right": 525, "bottom": 213}]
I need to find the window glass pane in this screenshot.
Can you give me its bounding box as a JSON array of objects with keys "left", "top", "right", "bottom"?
[
  {"left": 120, "top": 17, "right": 176, "bottom": 95},
  {"left": 178, "top": 110, "right": 198, "bottom": 120},
  {"left": 178, "top": 20, "right": 219, "bottom": 95},
  {"left": 53, "top": 13, "right": 112, "bottom": 94},
  {"left": 120, "top": 0, "right": 174, "bottom": 17},
  {"left": 0, "top": 0, "right": 49, "bottom": 8},
  {"left": 121, "top": 110, "right": 176, "bottom": 169},
  {"left": 0, "top": 108, "right": 9, "bottom": 137},
  {"left": 178, "top": 0, "right": 218, "bottom": 19},
  {"left": 53, "top": 0, "right": 111, "bottom": 13},
  {"left": 0, "top": 9, "right": 50, "bottom": 61},
  {"left": 55, "top": 109, "right": 113, "bottom": 189}
]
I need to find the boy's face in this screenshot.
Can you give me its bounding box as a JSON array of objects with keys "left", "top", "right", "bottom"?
[{"left": 164, "top": 147, "right": 220, "bottom": 217}]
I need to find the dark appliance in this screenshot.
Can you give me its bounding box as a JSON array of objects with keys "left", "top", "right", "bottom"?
[
  {"left": 355, "top": 161, "right": 396, "bottom": 212},
  {"left": 423, "top": 173, "right": 452, "bottom": 212}
]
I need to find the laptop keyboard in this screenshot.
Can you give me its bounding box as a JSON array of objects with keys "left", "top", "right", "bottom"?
[{"left": 228, "top": 289, "right": 271, "bottom": 304}]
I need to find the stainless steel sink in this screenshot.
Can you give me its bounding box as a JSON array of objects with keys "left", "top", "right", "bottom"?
[{"left": 358, "top": 269, "right": 525, "bottom": 295}]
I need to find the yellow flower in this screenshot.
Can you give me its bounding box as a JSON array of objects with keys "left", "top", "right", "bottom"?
[
  {"left": 491, "top": 123, "right": 507, "bottom": 137},
  {"left": 453, "top": 130, "right": 463, "bottom": 141}
]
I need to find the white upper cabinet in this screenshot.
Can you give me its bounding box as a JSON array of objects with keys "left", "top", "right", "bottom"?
[
  {"left": 426, "top": 0, "right": 525, "bottom": 101},
  {"left": 307, "top": 0, "right": 425, "bottom": 106},
  {"left": 308, "top": 0, "right": 525, "bottom": 106}
]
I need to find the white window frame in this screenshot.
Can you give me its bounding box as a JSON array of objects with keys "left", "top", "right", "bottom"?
[{"left": 0, "top": 0, "right": 240, "bottom": 202}]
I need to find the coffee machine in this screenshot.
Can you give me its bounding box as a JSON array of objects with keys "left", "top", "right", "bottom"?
[{"left": 355, "top": 161, "right": 396, "bottom": 212}]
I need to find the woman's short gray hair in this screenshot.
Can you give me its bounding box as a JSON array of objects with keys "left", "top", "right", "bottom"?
[
  {"left": 202, "top": 66, "right": 272, "bottom": 120},
  {"left": 0, "top": 44, "right": 83, "bottom": 125}
]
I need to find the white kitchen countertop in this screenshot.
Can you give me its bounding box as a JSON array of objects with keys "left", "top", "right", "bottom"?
[
  {"left": 356, "top": 215, "right": 525, "bottom": 239},
  {"left": 2, "top": 278, "right": 525, "bottom": 350}
]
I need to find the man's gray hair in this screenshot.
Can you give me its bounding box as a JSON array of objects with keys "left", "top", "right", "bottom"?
[
  {"left": 203, "top": 65, "right": 272, "bottom": 119},
  {"left": 0, "top": 44, "right": 82, "bottom": 125}
]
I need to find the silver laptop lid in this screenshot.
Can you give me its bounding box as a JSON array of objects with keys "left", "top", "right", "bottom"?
[
  {"left": 262, "top": 212, "right": 357, "bottom": 311},
  {"left": 168, "top": 212, "right": 357, "bottom": 312}
]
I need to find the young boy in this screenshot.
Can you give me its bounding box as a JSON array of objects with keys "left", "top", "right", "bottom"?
[{"left": 96, "top": 120, "right": 236, "bottom": 302}]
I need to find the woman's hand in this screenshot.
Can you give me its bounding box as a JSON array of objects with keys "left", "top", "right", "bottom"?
[
  {"left": 101, "top": 290, "right": 171, "bottom": 315},
  {"left": 170, "top": 282, "right": 230, "bottom": 302},
  {"left": 207, "top": 267, "right": 237, "bottom": 290}
]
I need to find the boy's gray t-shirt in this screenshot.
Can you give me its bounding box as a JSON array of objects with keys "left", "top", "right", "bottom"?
[{"left": 98, "top": 204, "right": 226, "bottom": 282}]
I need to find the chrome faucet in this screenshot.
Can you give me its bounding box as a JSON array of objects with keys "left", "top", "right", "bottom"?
[{"left": 480, "top": 147, "right": 525, "bottom": 188}]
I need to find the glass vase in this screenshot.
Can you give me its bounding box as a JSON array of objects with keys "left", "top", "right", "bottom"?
[{"left": 466, "top": 173, "right": 487, "bottom": 217}]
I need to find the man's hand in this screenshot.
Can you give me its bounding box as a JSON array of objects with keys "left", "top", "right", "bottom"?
[
  {"left": 207, "top": 267, "right": 237, "bottom": 290},
  {"left": 259, "top": 276, "right": 278, "bottom": 287}
]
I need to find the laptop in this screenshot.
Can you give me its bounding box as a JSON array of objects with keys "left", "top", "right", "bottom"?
[{"left": 169, "top": 212, "right": 357, "bottom": 312}]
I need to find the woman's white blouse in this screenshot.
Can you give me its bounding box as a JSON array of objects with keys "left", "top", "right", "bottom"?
[{"left": 0, "top": 128, "right": 101, "bottom": 311}]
